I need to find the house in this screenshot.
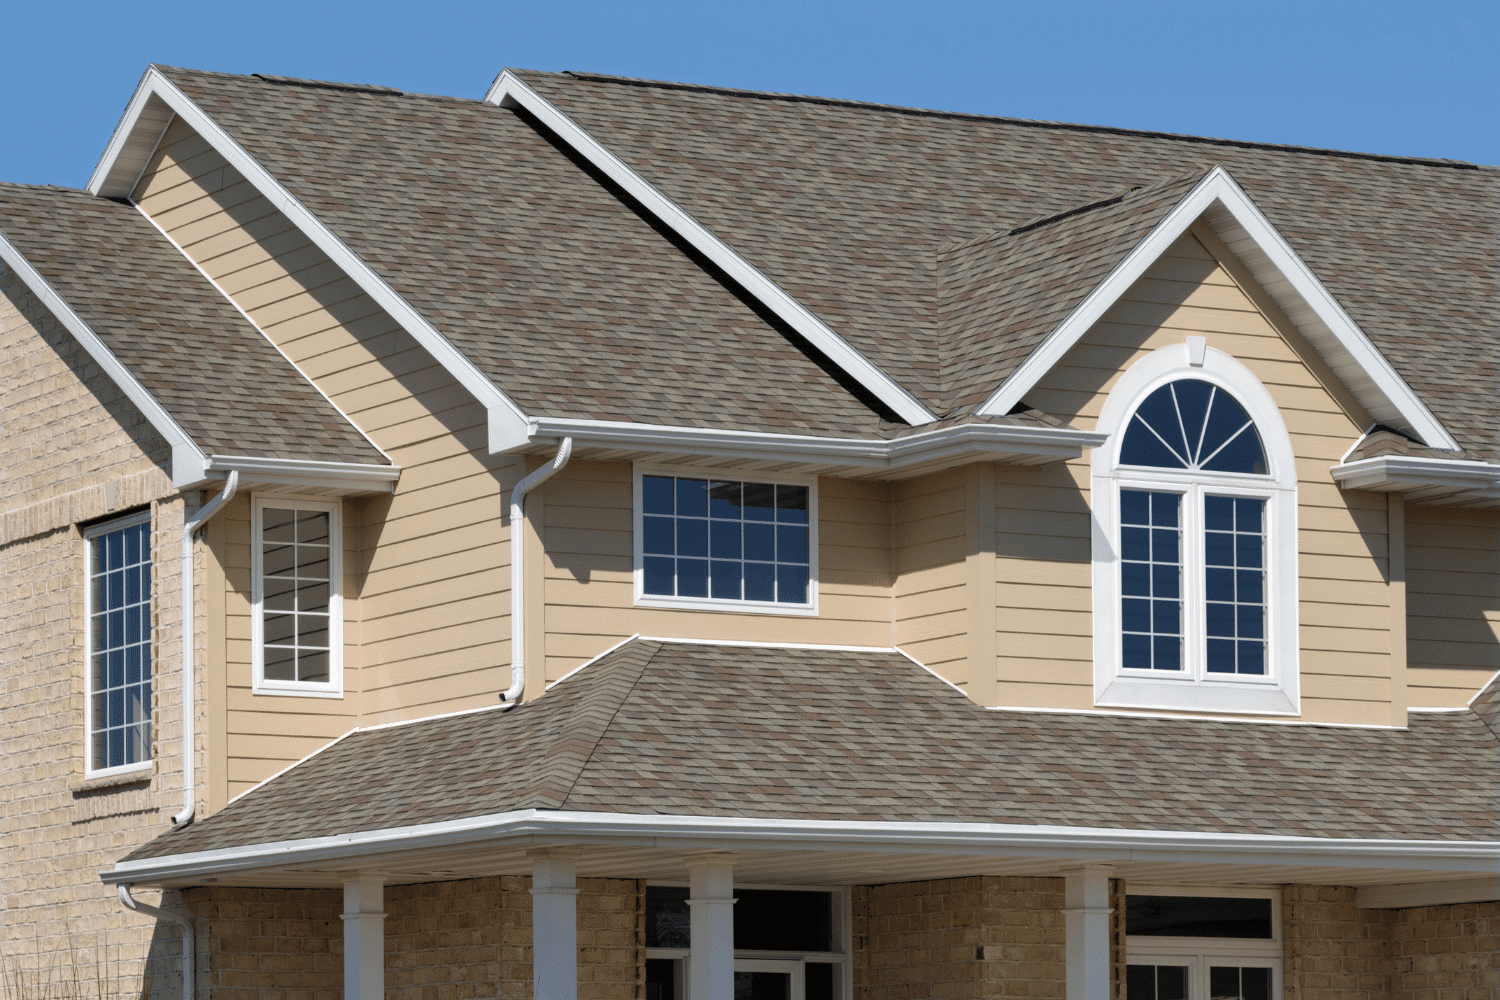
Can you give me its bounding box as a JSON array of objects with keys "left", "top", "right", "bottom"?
[{"left": 1, "top": 62, "right": 1497, "bottom": 1000}]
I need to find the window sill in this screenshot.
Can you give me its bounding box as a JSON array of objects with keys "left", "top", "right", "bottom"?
[
  {"left": 1096, "top": 675, "right": 1298, "bottom": 716},
  {"left": 74, "top": 762, "right": 154, "bottom": 793},
  {"left": 252, "top": 683, "right": 344, "bottom": 699},
  {"left": 635, "top": 594, "right": 819, "bottom": 617}
]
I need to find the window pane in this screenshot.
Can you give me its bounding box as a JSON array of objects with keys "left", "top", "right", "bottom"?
[
  {"left": 745, "top": 563, "right": 775, "bottom": 602},
  {"left": 711, "top": 561, "right": 742, "bottom": 600},
  {"left": 777, "top": 524, "right": 808, "bottom": 564},
  {"left": 644, "top": 516, "right": 675, "bottom": 556},
  {"left": 775, "top": 485, "right": 809, "bottom": 523},
  {"left": 643, "top": 476, "right": 675, "bottom": 516},
  {"left": 742, "top": 483, "right": 776, "bottom": 521},
  {"left": 644, "top": 886, "right": 691, "bottom": 948},
  {"left": 1204, "top": 497, "right": 1266, "bottom": 675},
  {"left": 675, "top": 478, "right": 707, "bottom": 518},
  {"left": 733, "top": 889, "right": 834, "bottom": 952},
  {"left": 708, "top": 481, "right": 742, "bottom": 519},
  {"left": 264, "top": 645, "right": 296, "bottom": 681},
  {"left": 296, "top": 511, "right": 329, "bottom": 544},
  {"left": 1127, "top": 965, "right": 1189, "bottom": 1000},
  {"left": 1127, "top": 895, "right": 1273, "bottom": 938},
  {"left": 644, "top": 556, "right": 674, "bottom": 595},
  {"left": 299, "top": 650, "right": 330, "bottom": 684},
  {"left": 677, "top": 558, "right": 708, "bottom": 597},
  {"left": 710, "top": 520, "right": 742, "bottom": 560},
  {"left": 777, "top": 564, "right": 808, "bottom": 604},
  {"left": 89, "top": 518, "right": 151, "bottom": 770},
  {"left": 1120, "top": 490, "right": 1181, "bottom": 671},
  {"left": 677, "top": 517, "right": 708, "bottom": 558}
]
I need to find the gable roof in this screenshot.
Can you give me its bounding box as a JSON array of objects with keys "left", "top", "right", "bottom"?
[
  {"left": 511, "top": 70, "right": 1500, "bottom": 456},
  {"left": 0, "top": 184, "right": 388, "bottom": 484},
  {"left": 120, "top": 638, "right": 1500, "bottom": 866},
  {"left": 139, "top": 67, "right": 903, "bottom": 442}
]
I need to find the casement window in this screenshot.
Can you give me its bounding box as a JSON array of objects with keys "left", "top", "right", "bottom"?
[
  {"left": 84, "top": 511, "right": 153, "bottom": 777},
  {"left": 634, "top": 467, "right": 817, "bottom": 615},
  {"left": 1093, "top": 343, "right": 1299, "bottom": 715},
  {"left": 252, "top": 496, "right": 342, "bottom": 697},
  {"left": 1125, "top": 887, "right": 1282, "bottom": 1000},
  {"left": 644, "top": 884, "right": 850, "bottom": 1000}
]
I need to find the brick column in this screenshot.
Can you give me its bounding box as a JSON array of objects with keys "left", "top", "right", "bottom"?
[
  {"left": 686, "top": 852, "right": 738, "bottom": 1000},
  {"left": 342, "top": 875, "right": 385, "bottom": 1000}
]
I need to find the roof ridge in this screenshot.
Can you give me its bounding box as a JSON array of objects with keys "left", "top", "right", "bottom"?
[
  {"left": 555, "top": 638, "right": 661, "bottom": 810},
  {"left": 550, "top": 70, "right": 1481, "bottom": 170}
]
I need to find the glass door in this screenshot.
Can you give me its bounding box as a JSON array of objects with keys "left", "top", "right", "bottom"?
[
  {"left": 734, "top": 959, "right": 804, "bottom": 1000},
  {"left": 1127, "top": 960, "right": 1276, "bottom": 1000}
]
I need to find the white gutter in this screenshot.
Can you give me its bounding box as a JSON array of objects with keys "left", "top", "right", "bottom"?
[
  {"left": 502, "top": 439, "right": 573, "bottom": 704},
  {"left": 1331, "top": 455, "right": 1500, "bottom": 499},
  {"left": 523, "top": 417, "right": 1106, "bottom": 473},
  {"left": 103, "top": 808, "right": 1500, "bottom": 886},
  {"left": 118, "top": 884, "right": 193, "bottom": 1000},
  {"left": 202, "top": 454, "right": 401, "bottom": 494},
  {"left": 173, "top": 471, "right": 238, "bottom": 826}
]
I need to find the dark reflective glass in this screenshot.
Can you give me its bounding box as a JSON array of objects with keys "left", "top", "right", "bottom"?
[
  {"left": 1122, "top": 633, "right": 1152, "bottom": 670},
  {"left": 124, "top": 525, "right": 141, "bottom": 565},
  {"left": 262, "top": 508, "right": 296, "bottom": 543},
  {"left": 777, "top": 565, "right": 808, "bottom": 604},
  {"left": 125, "top": 645, "right": 141, "bottom": 686},
  {"left": 1201, "top": 389, "right": 1252, "bottom": 458},
  {"left": 733, "top": 889, "right": 834, "bottom": 952},
  {"left": 107, "top": 649, "right": 124, "bottom": 689},
  {"left": 675, "top": 479, "right": 707, "bottom": 517},
  {"left": 745, "top": 563, "right": 775, "bottom": 602},
  {"left": 644, "top": 887, "right": 690, "bottom": 947},
  {"left": 1205, "top": 531, "right": 1234, "bottom": 567},
  {"left": 643, "top": 476, "right": 675, "bottom": 516},
  {"left": 777, "top": 525, "right": 808, "bottom": 563},
  {"left": 710, "top": 520, "right": 742, "bottom": 559},
  {"left": 1153, "top": 599, "right": 1180, "bottom": 635},
  {"left": 709, "top": 481, "right": 742, "bottom": 519},
  {"left": 1127, "top": 895, "right": 1274, "bottom": 938},
  {"left": 264, "top": 645, "right": 296, "bottom": 681},
  {"left": 677, "top": 518, "right": 708, "bottom": 558},
  {"left": 297, "top": 617, "right": 328, "bottom": 648},
  {"left": 1206, "top": 602, "right": 1236, "bottom": 638},
  {"left": 1153, "top": 635, "right": 1181, "bottom": 670},
  {"left": 734, "top": 972, "right": 789, "bottom": 1000},
  {"left": 644, "top": 516, "right": 675, "bottom": 556},
  {"left": 1121, "top": 490, "right": 1151, "bottom": 525},
  {"left": 297, "top": 511, "right": 329, "bottom": 544},
  {"left": 711, "top": 561, "right": 742, "bottom": 600},
  {"left": 1206, "top": 567, "right": 1235, "bottom": 602},
  {"left": 1172, "top": 381, "right": 1214, "bottom": 460},
  {"left": 1237, "top": 604, "right": 1264, "bottom": 640},
  {"left": 1123, "top": 598, "right": 1151, "bottom": 632},
  {"left": 1152, "top": 528, "right": 1178, "bottom": 563},
  {"left": 1207, "top": 638, "right": 1237, "bottom": 672},
  {"left": 1152, "top": 492, "right": 1180, "bottom": 527},
  {"left": 643, "top": 556, "right": 673, "bottom": 595},
  {"left": 1152, "top": 563, "right": 1179, "bottom": 599},
  {"left": 1238, "top": 640, "right": 1265, "bottom": 675},
  {"left": 1236, "top": 533, "right": 1263, "bottom": 569},
  {"left": 1121, "top": 526, "right": 1150, "bottom": 562},
  {"left": 107, "top": 531, "right": 123, "bottom": 570},
  {"left": 1236, "top": 497, "right": 1263, "bottom": 531},
  {"left": 263, "top": 544, "right": 296, "bottom": 576},
  {"left": 301, "top": 582, "right": 331, "bottom": 615},
  {"left": 1135, "top": 386, "right": 1191, "bottom": 460},
  {"left": 744, "top": 523, "right": 775, "bottom": 562},
  {"left": 264, "top": 614, "right": 295, "bottom": 643},
  {"left": 677, "top": 559, "right": 708, "bottom": 597},
  {"left": 1203, "top": 425, "right": 1268, "bottom": 475},
  {"left": 1126, "top": 966, "right": 1156, "bottom": 1000},
  {"left": 742, "top": 483, "right": 776, "bottom": 521},
  {"left": 1121, "top": 416, "right": 1189, "bottom": 469},
  {"left": 805, "top": 963, "right": 834, "bottom": 1000},
  {"left": 299, "top": 650, "right": 329, "bottom": 683},
  {"left": 1238, "top": 570, "right": 1263, "bottom": 604},
  {"left": 645, "top": 959, "right": 678, "bottom": 1000},
  {"left": 1158, "top": 966, "right": 1188, "bottom": 1000},
  {"left": 1205, "top": 495, "right": 1235, "bottom": 532},
  {"left": 776, "top": 485, "right": 809, "bottom": 523},
  {"left": 1121, "top": 562, "right": 1151, "bottom": 597}
]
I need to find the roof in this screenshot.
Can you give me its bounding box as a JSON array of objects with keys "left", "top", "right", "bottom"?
[
  {"left": 514, "top": 70, "right": 1500, "bottom": 455},
  {"left": 155, "top": 67, "right": 900, "bottom": 438},
  {"left": 0, "top": 183, "right": 385, "bottom": 465},
  {"left": 122, "top": 639, "right": 1500, "bottom": 863}
]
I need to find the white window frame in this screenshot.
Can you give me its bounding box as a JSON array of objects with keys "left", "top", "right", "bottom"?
[
  {"left": 1092, "top": 343, "right": 1300, "bottom": 715},
  {"left": 251, "top": 495, "right": 344, "bottom": 698},
  {"left": 633, "top": 464, "right": 819, "bottom": 616},
  {"left": 83, "top": 509, "right": 155, "bottom": 780},
  {"left": 1125, "top": 885, "right": 1283, "bottom": 1000}
]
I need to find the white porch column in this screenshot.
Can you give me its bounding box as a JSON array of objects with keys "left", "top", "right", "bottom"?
[
  {"left": 342, "top": 875, "right": 385, "bottom": 1000},
  {"left": 530, "top": 850, "right": 581, "bottom": 1000},
  {"left": 1063, "top": 865, "right": 1114, "bottom": 1000},
  {"left": 686, "top": 852, "right": 738, "bottom": 1000}
]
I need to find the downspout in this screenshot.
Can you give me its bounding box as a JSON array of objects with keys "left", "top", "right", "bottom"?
[
  {"left": 172, "top": 471, "right": 238, "bottom": 826},
  {"left": 501, "top": 439, "right": 572, "bottom": 705},
  {"left": 118, "top": 884, "right": 193, "bottom": 1000}
]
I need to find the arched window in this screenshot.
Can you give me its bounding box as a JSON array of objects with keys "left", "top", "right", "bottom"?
[{"left": 1092, "top": 342, "right": 1299, "bottom": 715}]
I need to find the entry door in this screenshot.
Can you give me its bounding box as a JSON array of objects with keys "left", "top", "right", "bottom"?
[{"left": 734, "top": 959, "right": 805, "bottom": 1000}]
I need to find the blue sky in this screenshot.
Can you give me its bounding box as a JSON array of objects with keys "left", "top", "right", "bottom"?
[{"left": 3, "top": 0, "right": 1495, "bottom": 188}]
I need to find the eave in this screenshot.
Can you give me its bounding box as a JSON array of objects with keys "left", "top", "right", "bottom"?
[
  {"left": 516, "top": 417, "right": 1107, "bottom": 479},
  {"left": 1331, "top": 455, "right": 1500, "bottom": 507},
  {"left": 102, "top": 808, "right": 1500, "bottom": 892},
  {"left": 192, "top": 454, "right": 401, "bottom": 497}
]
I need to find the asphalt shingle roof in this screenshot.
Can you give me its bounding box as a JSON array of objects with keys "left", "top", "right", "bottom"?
[
  {"left": 122, "top": 640, "right": 1500, "bottom": 862},
  {"left": 157, "top": 67, "right": 900, "bottom": 437},
  {"left": 516, "top": 71, "right": 1500, "bottom": 454},
  {"left": 0, "top": 183, "right": 385, "bottom": 465}
]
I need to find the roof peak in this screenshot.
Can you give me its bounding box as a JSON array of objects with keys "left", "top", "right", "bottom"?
[{"left": 544, "top": 69, "right": 1479, "bottom": 171}]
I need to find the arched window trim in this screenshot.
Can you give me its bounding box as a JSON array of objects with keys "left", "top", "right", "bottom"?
[{"left": 1091, "top": 340, "right": 1300, "bottom": 716}]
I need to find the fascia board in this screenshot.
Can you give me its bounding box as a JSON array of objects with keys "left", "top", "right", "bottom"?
[
  {"left": 525, "top": 416, "right": 1105, "bottom": 473},
  {"left": 975, "top": 167, "right": 1459, "bottom": 452},
  {"left": 486, "top": 71, "right": 937, "bottom": 429},
  {"left": 204, "top": 454, "right": 401, "bottom": 494},
  {"left": 1355, "top": 875, "right": 1500, "bottom": 909},
  {"left": 87, "top": 68, "right": 176, "bottom": 198},
  {"left": 88, "top": 67, "right": 532, "bottom": 454},
  {"left": 0, "top": 229, "right": 207, "bottom": 488},
  {"left": 1331, "top": 455, "right": 1500, "bottom": 494},
  {"left": 102, "top": 807, "right": 1500, "bottom": 886}
]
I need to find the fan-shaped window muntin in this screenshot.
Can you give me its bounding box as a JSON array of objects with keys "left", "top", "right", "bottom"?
[{"left": 1120, "top": 379, "right": 1268, "bottom": 476}]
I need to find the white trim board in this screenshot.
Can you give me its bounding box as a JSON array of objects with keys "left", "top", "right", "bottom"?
[
  {"left": 485, "top": 70, "right": 937, "bottom": 428},
  {"left": 975, "top": 167, "right": 1458, "bottom": 453},
  {"left": 0, "top": 228, "right": 208, "bottom": 488},
  {"left": 88, "top": 66, "right": 533, "bottom": 454},
  {"left": 1331, "top": 455, "right": 1500, "bottom": 507},
  {"left": 103, "top": 807, "right": 1500, "bottom": 887},
  {"left": 1355, "top": 876, "right": 1500, "bottom": 909}
]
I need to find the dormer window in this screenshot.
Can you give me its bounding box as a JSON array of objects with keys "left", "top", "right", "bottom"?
[{"left": 1093, "top": 345, "right": 1299, "bottom": 715}]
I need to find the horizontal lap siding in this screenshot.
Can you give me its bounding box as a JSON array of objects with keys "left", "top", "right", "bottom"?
[
  {"left": 894, "top": 469, "right": 967, "bottom": 688},
  {"left": 134, "top": 118, "right": 525, "bottom": 799},
  {"left": 542, "top": 463, "right": 894, "bottom": 681},
  {"left": 1405, "top": 505, "right": 1500, "bottom": 707},
  {"left": 1017, "top": 233, "right": 1390, "bottom": 724}
]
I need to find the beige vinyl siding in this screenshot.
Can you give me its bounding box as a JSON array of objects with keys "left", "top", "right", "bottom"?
[
  {"left": 134, "top": 117, "right": 527, "bottom": 797},
  {"left": 541, "top": 462, "right": 894, "bottom": 679},
  {"left": 1405, "top": 504, "right": 1500, "bottom": 707},
  {"left": 893, "top": 468, "right": 968, "bottom": 688},
  {"left": 1016, "top": 231, "right": 1394, "bottom": 724}
]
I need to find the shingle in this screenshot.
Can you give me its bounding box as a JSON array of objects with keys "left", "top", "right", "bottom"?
[
  {"left": 120, "top": 640, "right": 1500, "bottom": 863},
  {"left": 0, "top": 184, "right": 385, "bottom": 465}
]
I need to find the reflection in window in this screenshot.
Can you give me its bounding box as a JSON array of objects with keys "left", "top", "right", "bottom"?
[
  {"left": 261, "top": 507, "right": 332, "bottom": 683},
  {"left": 1127, "top": 965, "right": 1188, "bottom": 1000},
  {"left": 1210, "top": 966, "right": 1271, "bottom": 1000},
  {"left": 1121, "top": 380, "right": 1266, "bottom": 475},
  {"left": 642, "top": 475, "right": 810, "bottom": 604}
]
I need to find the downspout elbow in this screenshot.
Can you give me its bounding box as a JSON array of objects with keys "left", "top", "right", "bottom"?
[
  {"left": 173, "top": 470, "right": 238, "bottom": 827},
  {"left": 118, "top": 884, "right": 194, "bottom": 1000},
  {"left": 502, "top": 438, "right": 573, "bottom": 706}
]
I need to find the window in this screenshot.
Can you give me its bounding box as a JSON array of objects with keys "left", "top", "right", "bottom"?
[
  {"left": 85, "top": 511, "right": 153, "bottom": 777},
  {"left": 1092, "top": 343, "right": 1299, "bottom": 715},
  {"left": 644, "top": 885, "right": 849, "bottom": 1000},
  {"left": 1125, "top": 887, "right": 1282, "bottom": 1000},
  {"left": 634, "top": 468, "right": 817, "bottom": 615},
  {"left": 252, "top": 497, "right": 342, "bottom": 697}
]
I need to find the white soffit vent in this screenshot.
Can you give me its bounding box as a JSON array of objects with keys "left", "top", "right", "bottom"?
[
  {"left": 485, "top": 70, "right": 939, "bottom": 429},
  {"left": 87, "top": 66, "right": 534, "bottom": 454},
  {"left": 976, "top": 167, "right": 1458, "bottom": 452}
]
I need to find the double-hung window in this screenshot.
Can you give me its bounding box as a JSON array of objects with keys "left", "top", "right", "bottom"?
[
  {"left": 634, "top": 468, "right": 817, "bottom": 615},
  {"left": 252, "top": 496, "right": 342, "bottom": 697},
  {"left": 85, "top": 511, "right": 152, "bottom": 777},
  {"left": 1093, "top": 344, "right": 1298, "bottom": 715}
]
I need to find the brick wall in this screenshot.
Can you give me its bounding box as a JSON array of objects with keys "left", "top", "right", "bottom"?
[
  {"left": 1283, "top": 885, "right": 1394, "bottom": 1000},
  {"left": 0, "top": 264, "right": 189, "bottom": 997},
  {"left": 1390, "top": 899, "right": 1499, "bottom": 1000}
]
